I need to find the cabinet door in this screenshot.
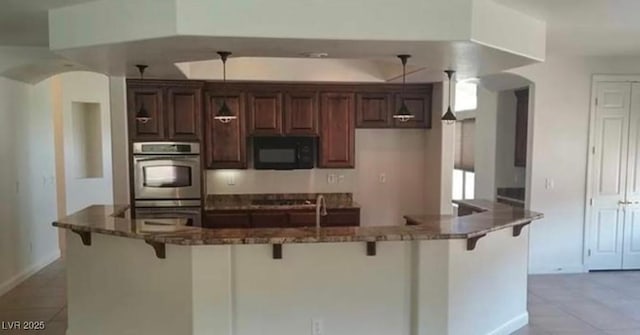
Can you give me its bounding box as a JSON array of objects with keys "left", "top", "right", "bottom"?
[
  {"left": 393, "top": 92, "right": 432, "bottom": 128},
  {"left": 514, "top": 88, "right": 529, "bottom": 167},
  {"left": 167, "top": 86, "right": 202, "bottom": 141},
  {"left": 284, "top": 91, "right": 319, "bottom": 136},
  {"left": 204, "top": 92, "right": 247, "bottom": 169},
  {"left": 324, "top": 208, "right": 360, "bottom": 227},
  {"left": 288, "top": 210, "right": 316, "bottom": 227},
  {"left": 204, "top": 212, "right": 251, "bottom": 229},
  {"left": 356, "top": 93, "right": 392, "bottom": 128},
  {"left": 247, "top": 92, "right": 283, "bottom": 136},
  {"left": 128, "top": 86, "right": 165, "bottom": 141},
  {"left": 319, "top": 93, "right": 355, "bottom": 168},
  {"left": 251, "top": 211, "right": 288, "bottom": 228}
]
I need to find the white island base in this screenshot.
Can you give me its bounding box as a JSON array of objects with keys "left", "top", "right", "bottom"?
[{"left": 65, "top": 228, "right": 529, "bottom": 335}]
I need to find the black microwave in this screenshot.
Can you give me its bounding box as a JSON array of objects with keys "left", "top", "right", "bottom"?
[{"left": 253, "top": 137, "right": 316, "bottom": 170}]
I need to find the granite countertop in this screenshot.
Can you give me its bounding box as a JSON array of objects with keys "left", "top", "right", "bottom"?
[
  {"left": 496, "top": 187, "right": 525, "bottom": 204},
  {"left": 205, "top": 193, "right": 360, "bottom": 211},
  {"left": 404, "top": 199, "right": 542, "bottom": 238},
  {"left": 52, "top": 200, "right": 543, "bottom": 246}
]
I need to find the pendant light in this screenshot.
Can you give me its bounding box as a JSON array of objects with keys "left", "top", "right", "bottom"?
[
  {"left": 393, "top": 54, "right": 415, "bottom": 122},
  {"left": 135, "top": 64, "right": 151, "bottom": 124},
  {"left": 442, "top": 70, "right": 457, "bottom": 124},
  {"left": 214, "top": 51, "right": 237, "bottom": 124}
]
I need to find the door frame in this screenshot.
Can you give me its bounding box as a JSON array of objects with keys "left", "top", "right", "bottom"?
[{"left": 584, "top": 75, "right": 640, "bottom": 271}]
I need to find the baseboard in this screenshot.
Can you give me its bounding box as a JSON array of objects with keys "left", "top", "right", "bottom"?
[
  {"left": 528, "top": 264, "right": 586, "bottom": 274},
  {"left": 0, "top": 250, "right": 61, "bottom": 297},
  {"left": 487, "top": 312, "right": 529, "bottom": 335}
]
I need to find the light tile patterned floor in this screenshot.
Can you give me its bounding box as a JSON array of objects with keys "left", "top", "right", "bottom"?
[{"left": 0, "top": 260, "right": 639, "bottom": 334}]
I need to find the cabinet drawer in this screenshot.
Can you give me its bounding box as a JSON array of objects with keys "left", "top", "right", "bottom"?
[
  {"left": 251, "top": 211, "right": 288, "bottom": 228},
  {"left": 325, "top": 209, "right": 360, "bottom": 227},
  {"left": 204, "top": 212, "right": 250, "bottom": 229},
  {"left": 288, "top": 211, "right": 316, "bottom": 227}
]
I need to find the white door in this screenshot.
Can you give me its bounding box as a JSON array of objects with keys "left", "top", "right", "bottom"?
[
  {"left": 622, "top": 83, "right": 640, "bottom": 269},
  {"left": 589, "top": 82, "right": 631, "bottom": 270}
]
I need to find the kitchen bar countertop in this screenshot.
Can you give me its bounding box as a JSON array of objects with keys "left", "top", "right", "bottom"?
[{"left": 52, "top": 200, "right": 542, "bottom": 246}]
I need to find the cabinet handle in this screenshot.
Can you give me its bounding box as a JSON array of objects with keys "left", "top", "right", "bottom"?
[{"left": 619, "top": 200, "right": 633, "bottom": 205}]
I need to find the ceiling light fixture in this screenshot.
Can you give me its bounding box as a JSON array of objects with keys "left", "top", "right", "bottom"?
[
  {"left": 214, "top": 51, "right": 237, "bottom": 124},
  {"left": 442, "top": 70, "right": 457, "bottom": 124},
  {"left": 393, "top": 54, "right": 415, "bottom": 123},
  {"left": 135, "top": 64, "right": 151, "bottom": 124}
]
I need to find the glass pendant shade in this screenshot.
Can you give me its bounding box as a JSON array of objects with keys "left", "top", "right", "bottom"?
[
  {"left": 441, "top": 106, "right": 457, "bottom": 124},
  {"left": 393, "top": 54, "right": 414, "bottom": 122},
  {"left": 216, "top": 51, "right": 237, "bottom": 123},
  {"left": 393, "top": 101, "right": 414, "bottom": 122},
  {"left": 135, "top": 64, "right": 151, "bottom": 124},
  {"left": 214, "top": 101, "right": 235, "bottom": 123},
  {"left": 136, "top": 105, "right": 151, "bottom": 124}
]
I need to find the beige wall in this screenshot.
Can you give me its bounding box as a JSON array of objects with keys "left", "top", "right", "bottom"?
[
  {"left": 0, "top": 77, "right": 60, "bottom": 296},
  {"left": 208, "top": 129, "right": 434, "bottom": 226},
  {"left": 508, "top": 56, "right": 640, "bottom": 273}
]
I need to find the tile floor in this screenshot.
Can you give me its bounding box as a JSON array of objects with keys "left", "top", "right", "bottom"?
[{"left": 0, "top": 259, "right": 639, "bottom": 334}]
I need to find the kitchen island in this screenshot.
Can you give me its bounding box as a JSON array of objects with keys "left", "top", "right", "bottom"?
[{"left": 54, "top": 201, "right": 542, "bottom": 335}]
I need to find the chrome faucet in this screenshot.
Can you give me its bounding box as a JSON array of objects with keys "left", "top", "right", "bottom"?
[{"left": 315, "top": 195, "right": 328, "bottom": 238}]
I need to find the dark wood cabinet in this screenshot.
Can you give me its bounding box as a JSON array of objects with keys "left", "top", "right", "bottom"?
[
  {"left": 394, "top": 91, "right": 432, "bottom": 128},
  {"left": 128, "top": 86, "right": 165, "bottom": 140},
  {"left": 319, "top": 93, "right": 355, "bottom": 168},
  {"left": 167, "top": 86, "right": 202, "bottom": 140},
  {"left": 127, "top": 80, "right": 434, "bottom": 171},
  {"left": 203, "top": 211, "right": 251, "bottom": 229},
  {"left": 284, "top": 91, "right": 319, "bottom": 136},
  {"left": 128, "top": 81, "right": 203, "bottom": 141},
  {"left": 514, "top": 88, "right": 529, "bottom": 167},
  {"left": 356, "top": 93, "right": 392, "bottom": 128},
  {"left": 205, "top": 208, "right": 360, "bottom": 228},
  {"left": 204, "top": 92, "right": 247, "bottom": 169},
  {"left": 247, "top": 91, "right": 283, "bottom": 136},
  {"left": 251, "top": 211, "right": 288, "bottom": 228}
]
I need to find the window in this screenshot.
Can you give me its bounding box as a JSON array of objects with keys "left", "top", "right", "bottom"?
[
  {"left": 455, "top": 82, "right": 477, "bottom": 112},
  {"left": 453, "top": 118, "right": 475, "bottom": 200}
]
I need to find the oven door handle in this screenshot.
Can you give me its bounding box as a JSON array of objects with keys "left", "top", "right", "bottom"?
[{"left": 134, "top": 156, "right": 199, "bottom": 162}]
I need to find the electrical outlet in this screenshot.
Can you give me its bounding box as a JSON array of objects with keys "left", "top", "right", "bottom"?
[
  {"left": 338, "top": 175, "right": 345, "bottom": 184},
  {"left": 226, "top": 175, "right": 235, "bottom": 186},
  {"left": 379, "top": 173, "right": 387, "bottom": 184},
  {"left": 545, "top": 178, "right": 555, "bottom": 190},
  {"left": 327, "top": 174, "right": 337, "bottom": 184},
  {"left": 311, "top": 318, "right": 323, "bottom": 335}
]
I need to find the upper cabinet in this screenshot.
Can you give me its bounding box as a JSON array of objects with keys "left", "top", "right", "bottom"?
[
  {"left": 393, "top": 90, "right": 432, "bottom": 129},
  {"left": 247, "top": 91, "right": 283, "bottom": 136},
  {"left": 356, "top": 85, "right": 432, "bottom": 129},
  {"left": 127, "top": 80, "right": 434, "bottom": 170},
  {"left": 128, "top": 86, "right": 165, "bottom": 140},
  {"left": 514, "top": 88, "right": 529, "bottom": 167},
  {"left": 319, "top": 92, "right": 355, "bottom": 168},
  {"left": 284, "top": 91, "right": 319, "bottom": 136},
  {"left": 127, "top": 81, "right": 202, "bottom": 142},
  {"left": 167, "top": 86, "right": 202, "bottom": 140},
  {"left": 204, "top": 91, "right": 247, "bottom": 169},
  {"left": 356, "top": 93, "right": 392, "bottom": 128}
]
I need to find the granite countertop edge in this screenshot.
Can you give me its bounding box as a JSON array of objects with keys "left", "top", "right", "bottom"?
[{"left": 52, "top": 200, "right": 543, "bottom": 246}]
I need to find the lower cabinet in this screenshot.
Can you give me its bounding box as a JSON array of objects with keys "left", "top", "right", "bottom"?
[
  {"left": 203, "top": 211, "right": 251, "bottom": 229},
  {"left": 204, "top": 208, "right": 360, "bottom": 228}
]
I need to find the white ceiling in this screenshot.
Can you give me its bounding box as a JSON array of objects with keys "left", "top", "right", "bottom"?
[
  {"left": 0, "top": 0, "right": 95, "bottom": 46},
  {"left": 494, "top": 0, "right": 640, "bottom": 56},
  {"left": 1, "top": 0, "right": 640, "bottom": 57}
]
